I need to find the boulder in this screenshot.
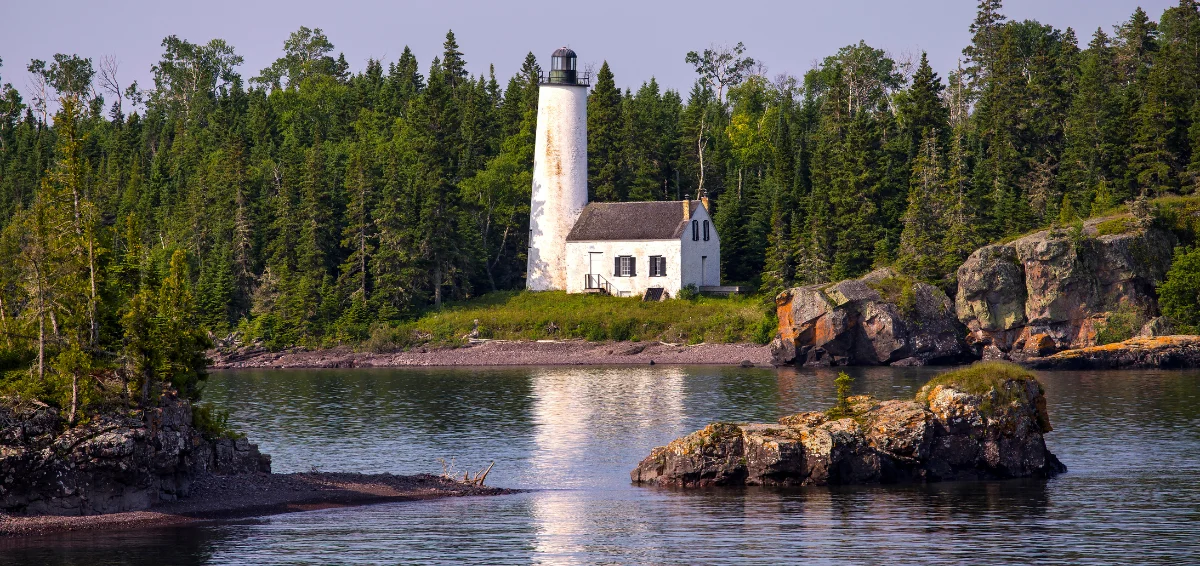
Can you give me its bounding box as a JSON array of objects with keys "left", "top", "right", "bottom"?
[
  {"left": 631, "top": 365, "right": 1065, "bottom": 487},
  {"left": 956, "top": 217, "right": 1174, "bottom": 360},
  {"left": 0, "top": 394, "right": 270, "bottom": 515},
  {"left": 771, "top": 268, "right": 968, "bottom": 366}
]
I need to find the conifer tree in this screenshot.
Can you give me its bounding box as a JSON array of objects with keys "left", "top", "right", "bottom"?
[{"left": 588, "top": 62, "right": 624, "bottom": 201}]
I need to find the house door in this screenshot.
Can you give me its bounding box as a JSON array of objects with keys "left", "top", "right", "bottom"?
[
  {"left": 588, "top": 252, "right": 603, "bottom": 288},
  {"left": 701, "top": 256, "right": 707, "bottom": 286}
]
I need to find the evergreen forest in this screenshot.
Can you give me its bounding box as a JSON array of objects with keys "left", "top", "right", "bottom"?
[{"left": 4, "top": 1, "right": 1200, "bottom": 407}]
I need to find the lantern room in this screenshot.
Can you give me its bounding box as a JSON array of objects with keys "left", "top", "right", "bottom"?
[{"left": 546, "top": 47, "right": 587, "bottom": 85}]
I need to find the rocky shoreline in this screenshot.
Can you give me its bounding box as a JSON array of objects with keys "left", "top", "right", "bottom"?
[
  {"left": 1027, "top": 335, "right": 1200, "bottom": 369},
  {"left": 0, "top": 472, "right": 511, "bottom": 536},
  {"left": 209, "top": 339, "right": 773, "bottom": 369}
]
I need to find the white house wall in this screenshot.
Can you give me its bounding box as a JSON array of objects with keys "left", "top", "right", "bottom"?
[
  {"left": 680, "top": 205, "right": 721, "bottom": 289},
  {"left": 565, "top": 240, "right": 683, "bottom": 297},
  {"left": 527, "top": 84, "right": 589, "bottom": 291}
]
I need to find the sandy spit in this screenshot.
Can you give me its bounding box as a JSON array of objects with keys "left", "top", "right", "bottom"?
[
  {"left": 0, "top": 472, "right": 512, "bottom": 537},
  {"left": 209, "top": 340, "right": 774, "bottom": 370}
]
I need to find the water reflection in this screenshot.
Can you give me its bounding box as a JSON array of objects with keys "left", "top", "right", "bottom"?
[{"left": 4, "top": 366, "right": 1199, "bottom": 564}]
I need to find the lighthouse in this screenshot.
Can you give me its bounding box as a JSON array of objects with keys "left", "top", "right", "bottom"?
[{"left": 527, "top": 47, "right": 589, "bottom": 291}]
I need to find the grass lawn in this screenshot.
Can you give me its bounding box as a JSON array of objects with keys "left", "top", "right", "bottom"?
[{"left": 366, "top": 290, "right": 776, "bottom": 351}]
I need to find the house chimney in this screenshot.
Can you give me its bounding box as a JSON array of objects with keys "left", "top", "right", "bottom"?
[
  {"left": 700, "top": 194, "right": 710, "bottom": 212},
  {"left": 683, "top": 195, "right": 691, "bottom": 221}
]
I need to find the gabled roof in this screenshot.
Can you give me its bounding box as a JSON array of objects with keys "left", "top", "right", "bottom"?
[{"left": 565, "top": 201, "right": 706, "bottom": 242}]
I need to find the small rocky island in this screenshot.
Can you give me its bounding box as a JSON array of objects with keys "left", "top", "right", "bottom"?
[{"left": 631, "top": 362, "right": 1065, "bottom": 487}]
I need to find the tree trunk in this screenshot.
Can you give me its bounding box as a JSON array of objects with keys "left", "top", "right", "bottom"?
[
  {"left": 88, "top": 236, "right": 98, "bottom": 347},
  {"left": 37, "top": 302, "right": 44, "bottom": 381},
  {"left": 69, "top": 372, "right": 78, "bottom": 425},
  {"left": 0, "top": 296, "right": 9, "bottom": 349},
  {"left": 433, "top": 264, "right": 443, "bottom": 308}
]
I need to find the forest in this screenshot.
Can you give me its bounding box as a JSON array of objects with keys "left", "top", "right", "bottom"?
[{"left": 4, "top": 1, "right": 1200, "bottom": 412}]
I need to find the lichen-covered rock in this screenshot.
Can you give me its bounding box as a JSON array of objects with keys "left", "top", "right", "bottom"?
[
  {"left": 631, "top": 365, "right": 1065, "bottom": 487},
  {"left": 1027, "top": 335, "right": 1200, "bottom": 369},
  {"left": 771, "top": 268, "right": 969, "bottom": 367},
  {"left": 0, "top": 394, "right": 270, "bottom": 516},
  {"left": 956, "top": 217, "right": 1175, "bottom": 360}
]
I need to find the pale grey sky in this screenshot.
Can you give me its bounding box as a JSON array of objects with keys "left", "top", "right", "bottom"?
[{"left": 0, "top": 0, "right": 1180, "bottom": 100}]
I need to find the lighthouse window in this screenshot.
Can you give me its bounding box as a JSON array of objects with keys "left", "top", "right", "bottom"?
[
  {"left": 614, "top": 255, "right": 636, "bottom": 277},
  {"left": 650, "top": 256, "right": 667, "bottom": 277},
  {"left": 692, "top": 220, "right": 699, "bottom": 241},
  {"left": 703, "top": 220, "right": 710, "bottom": 241}
]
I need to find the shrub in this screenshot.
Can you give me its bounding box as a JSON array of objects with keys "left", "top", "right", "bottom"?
[
  {"left": 1159, "top": 246, "right": 1200, "bottom": 334},
  {"left": 677, "top": 284, "right": 700, "bottom": 301},
  {"left": 192, "top": 404, "right": 244, "bottom": 440},
  {"left": 1094, "top": 301, "right": 1147, "bottom": 345}
]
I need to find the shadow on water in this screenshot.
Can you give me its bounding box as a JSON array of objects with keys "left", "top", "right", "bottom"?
[
  {"left": 4, "top": 365, "right": 1199, "bottom": 564},
  {"left": 0, "top": 524, "right": 244, "bottom": 566}
]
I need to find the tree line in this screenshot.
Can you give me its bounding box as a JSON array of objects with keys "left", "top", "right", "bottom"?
[{"left": 2, "top": 2, "right": 1200, "bottom": 405}]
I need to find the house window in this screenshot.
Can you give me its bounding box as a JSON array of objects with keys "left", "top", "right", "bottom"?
[
  {"left": 703, "top": 220, "right": 710, "bottom": 241},
  {"left": 691, "top": 219, "right": 699, "bottom": 241},
  {"left": 649, "top": 256, "right": 667, "bottom": 277},
  {"left": 614, "top": 255, "right": 636, "bottom": 277}
]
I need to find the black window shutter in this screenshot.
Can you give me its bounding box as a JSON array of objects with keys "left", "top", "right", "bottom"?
[
  {"left": 661, "top": 256, "right": 667, "bottom": 276},
  {"left": 630, "top": 257, "right": 637, "bottom": 277},
  {"left": 692, "top": 220, "right": 698, "bottom": 241},
  {"left": 614, "top": 257, "right": 621, "bottom": 277},
  {"left": 704, "top": 220, "right": 710, "bottom": 241}
]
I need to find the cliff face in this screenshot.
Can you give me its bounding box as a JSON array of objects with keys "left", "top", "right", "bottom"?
[
  {"left": 631, "top": 370, "right": 1064, "bottom": 487},
  {"left": 771, "top": 268, "right": 969, "bottom": 367},
  {"left": 956, "top": 218, "right": 1175, "bottom": 360},
  {"left": 0, "top": 395, "right": 270, "bottom": 516}
]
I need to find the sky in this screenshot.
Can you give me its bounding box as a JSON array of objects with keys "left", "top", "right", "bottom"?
[{"left": 0, "top": 0, "right": 1181, "bottom": 100}]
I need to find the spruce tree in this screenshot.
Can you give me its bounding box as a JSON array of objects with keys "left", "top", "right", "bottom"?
[{"left": 588, "top": 61, "right": 624, "bottom": 201}]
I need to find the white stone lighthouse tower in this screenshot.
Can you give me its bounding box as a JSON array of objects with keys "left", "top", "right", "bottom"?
[{"left": 527, "top": 47, "right": 589, "bottom": 291}]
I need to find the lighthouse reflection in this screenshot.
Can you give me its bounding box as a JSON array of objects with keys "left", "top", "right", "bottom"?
[{"left": 525, "top": 366, "right": 687, "bottom": 560}]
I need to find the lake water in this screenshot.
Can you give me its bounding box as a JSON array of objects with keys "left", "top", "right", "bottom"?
[{"left": 3, "top": 365, "right": 1200, "bottom": 565}]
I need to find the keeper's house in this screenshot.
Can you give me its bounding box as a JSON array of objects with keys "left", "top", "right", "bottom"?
[{"left": 563, "top": 199, "right": 720, "bottom": 298}]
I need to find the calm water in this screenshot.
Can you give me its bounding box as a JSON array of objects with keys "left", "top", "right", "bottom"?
[{"left": 4, "top": 365, "right": 1200, "bottom": 565}]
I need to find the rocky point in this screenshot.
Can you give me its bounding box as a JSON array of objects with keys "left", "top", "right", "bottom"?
[{"left": 0, "top": 394, "right": 269, "bottom": 516}]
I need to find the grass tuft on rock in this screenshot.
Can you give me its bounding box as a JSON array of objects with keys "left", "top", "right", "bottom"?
[{"left": 915, "top": 361, "right": 1037, "bottom": 402}]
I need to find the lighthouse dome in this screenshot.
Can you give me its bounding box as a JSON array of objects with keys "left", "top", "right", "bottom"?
[{"left": 548, "top": 47, "right": 581, "bottom": 85}]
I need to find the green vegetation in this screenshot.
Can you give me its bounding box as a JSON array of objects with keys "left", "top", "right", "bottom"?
[
  {"left": 1094, "top": 217, "right": 1134, "bottom": 237},
  {"left": 6, "top": 1, "right": 1200, "bottom": 373},
  {"left": 192, "top": 404, "right": 244, "bottom": 441},
  {"left": 825, "top": 372, "right": 856, "bottom": 419},
  {"left": 865, "top": 275, "right": 917, "bottom": 316},
  {"left": 915, "top": 361, "right": 1038, "bottom": 401},
  {"left": 1159, "top": 246, "right": 1200, "bottom": 334},
  {"left": 1095, "top": 301, "right": 1148, "bottom": 345},
  {"left": 362, "top": 291, "right": 774, "bottom": 350}
]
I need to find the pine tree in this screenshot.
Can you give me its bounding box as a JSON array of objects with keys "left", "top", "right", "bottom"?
[
  {"left": 897, "top": 133, "right": 947, "bottom": 282},
  {"left": 588, "top": 62, "right": 624, "bottom": 201}
]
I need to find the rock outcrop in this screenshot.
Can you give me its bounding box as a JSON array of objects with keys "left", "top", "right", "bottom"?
[
  {"left": 631, "top": 364, "right": 1065, "bottom": 487},
  {"left": 771, "top": 268, "right": 969, "bottom": 367},
  {"left": 1027, "top": 335, "right": 1200, "bottom": 369},
  {"left": 956, "top": 218, "right": 1175, "bottom": 360},
  {"left": 0, "top": 394, "right": 270, "bottom": 515}
]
